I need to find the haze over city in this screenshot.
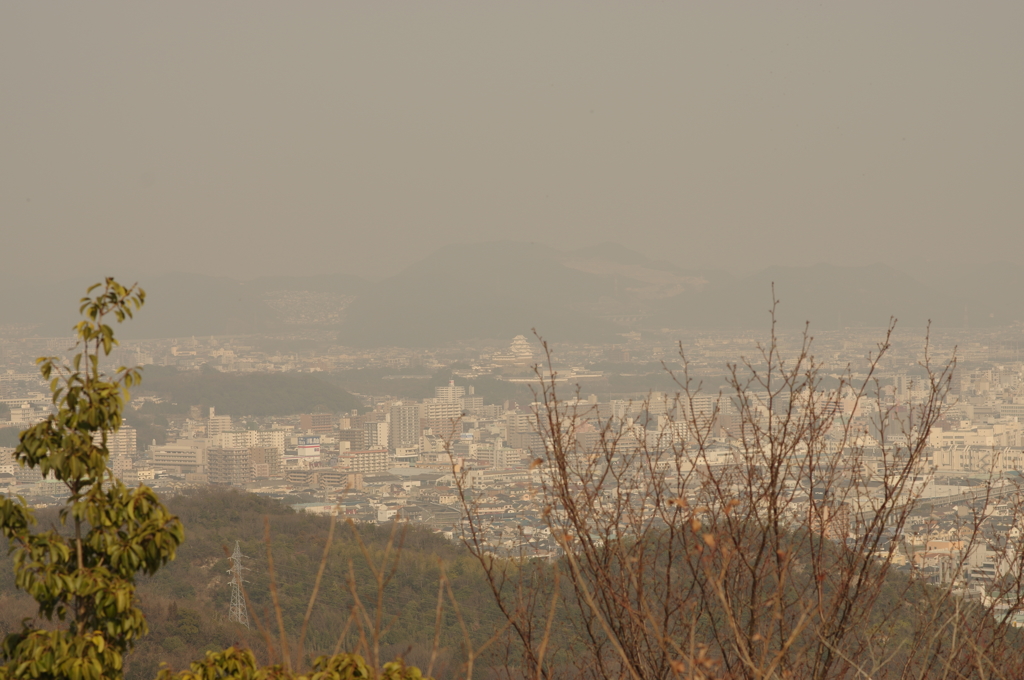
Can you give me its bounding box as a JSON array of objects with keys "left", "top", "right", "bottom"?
[
  {"left": 4, "top": 4, "right": 1024, "bottom": 679},
  {"left": 3, "top": 2, "right": 1023, "bottom": 287}
]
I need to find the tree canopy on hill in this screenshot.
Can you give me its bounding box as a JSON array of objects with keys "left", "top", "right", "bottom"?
[
  {"left": 0, "top": 488, "right": 510, "bottom": 680},
  {"left": 137, "top": 367, "right": 362, "bottom": 417}
]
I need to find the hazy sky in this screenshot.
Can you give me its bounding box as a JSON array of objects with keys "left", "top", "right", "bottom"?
[{"left": 2, "top": 2, "right": 1022, "bottom": 282}]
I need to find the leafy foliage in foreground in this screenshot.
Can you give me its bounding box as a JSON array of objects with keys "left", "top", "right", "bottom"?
[
  {"left": 0, "top": 280, "right": 183, "bottom": 680},
  {"left": 157, "top": 647, "right": 424, "bottom": 680}
]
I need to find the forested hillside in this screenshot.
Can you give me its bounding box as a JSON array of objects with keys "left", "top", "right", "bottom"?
[
  {"left": 0, "top": 489, "right": 508, "bottom": 680},
  {"left": 4, "top": 487, "right": 1021, "bottom": 679},
  {"left": 136, "top": 367, "right": 363, "bottom": 417}
]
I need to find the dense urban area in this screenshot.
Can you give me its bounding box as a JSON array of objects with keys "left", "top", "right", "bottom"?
[
  {"left": 5, "top": 2, "right": 1023, "bottom": 677},
  {"left": 3, "top": 323, "right": 1024, "bottom": 617}
]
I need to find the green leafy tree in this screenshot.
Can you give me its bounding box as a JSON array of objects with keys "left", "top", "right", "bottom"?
[
  {"left": 159, "top": 648, "right": 424, "bottom": 680},
  {"left": 0, "top": 279, "right": 183, "bottom": 680},
  {"left": 0, "top": 279, "right": 428, "bottom": 680}
]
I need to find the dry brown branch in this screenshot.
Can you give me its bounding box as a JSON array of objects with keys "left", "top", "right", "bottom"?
[
  {"left": 331, "top": 606, "right": 358, "bottom": 658},
  {"left": 426, "top": 568, "right": 447, "bottom": 680},
  {"left": 297, "top": 512, "right": 337, "bottom": 668},
  {"left": 345, "top": 516, "right": 408, "bottom": 673},
  {"left": 441, "top": 563, "right": 512, "bottom": 680},
  {"left": 534, "top": 562, "right": 560, "bottom": 680},
  {"left": 438, "top": 299, "right": 1024, "bottom": 680},
  {"left": 264, "top": 515, "right": 291, "bottom": 671}
]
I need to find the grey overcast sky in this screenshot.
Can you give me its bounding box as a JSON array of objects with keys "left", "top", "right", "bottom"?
[{"left": 2, "top": 2, "right": 1022, "bottom": 282}]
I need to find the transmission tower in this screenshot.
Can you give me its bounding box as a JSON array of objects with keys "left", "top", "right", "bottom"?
[{"left": 227, "top": 541, "right": 250, "bottom": 629}]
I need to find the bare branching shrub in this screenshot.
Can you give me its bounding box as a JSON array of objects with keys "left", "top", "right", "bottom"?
[{"left": 454, "top": 303, "right": 1024, "bottom": 679}]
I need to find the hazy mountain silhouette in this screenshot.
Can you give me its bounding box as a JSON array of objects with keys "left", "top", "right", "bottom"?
[
  {"left": 337, "top": 242, "right": 623, "bottom": 346},
  {"left": 663, "top": 263, "right": 942, "bottom": 331},
  {"left": 2, "top": 244, "right": 1021, "bottom": 343},
  {"left": 0, "top": 272, "right": 365, "bottom": 339}
]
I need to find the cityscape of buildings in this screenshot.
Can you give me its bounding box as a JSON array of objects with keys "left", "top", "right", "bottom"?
[{"left": 3, "top": 324, "right": 1024, "bottom": 598}]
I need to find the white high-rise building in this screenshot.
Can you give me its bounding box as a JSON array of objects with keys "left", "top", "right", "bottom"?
[
  {"left": 208, "top": 408, "right": 233, "bottom": 438},
  {"left": 435, "top": 380, "right": 466, "bottom": 402},
  {"left": 218, "top": 430, "right": 258, "bottom": 449},
  {"left": 152, "top": 438, "right": 209, "bottom": 475},
  {"left": 389, "top": 402, "right": 422, "bottom": 452},
  {"left": 365, "top": 421, "right": 389, "bottom": 449},
  {"left": 94, "top": 425, "right": 137, "bottom": 457},
  {"left": 256, "top": 430, "right": 286, "bottom": 457},
  {"left": 423, "top": 400, "right": 464, "bottom": 440}
]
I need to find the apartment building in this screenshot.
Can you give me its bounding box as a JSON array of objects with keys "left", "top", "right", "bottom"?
[
  {"left": 208, "top": 447, "right": 252, "bottom": 486},
  {"left": 389, "top": 402, "right": 422, "bottom": 451},
  {"left": 91, "top": 425, "right": 137, "bottom": 457},
  {"left": 423, "top": 400, "right": 463, "bottom": 440},
  {"left": 337, "top": 449, "right": 388, "bottom": 475},
  {"left": 249, "top": 446, "right": 281, "bottom": 478},
  {"left": 364, "top": 421, "right": 389, "bottom": 449},
  {"left": 207, "top": 409, "right": 233, "bottom": 438},
  {"left": 151, "top": 438, "right": 208, "bottom": 475},
  {"left": 300, "top": 413, "right": 335, "bottom": 435}
]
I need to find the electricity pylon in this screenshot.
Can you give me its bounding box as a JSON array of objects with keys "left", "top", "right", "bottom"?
[{"left": 227, "top": 540, "right": 250, "bottom": 629}]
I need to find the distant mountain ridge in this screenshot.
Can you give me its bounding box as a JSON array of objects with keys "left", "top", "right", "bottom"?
[
  {"left": 1, "top": 243, "right": 1021, "bottom": 344},
  {"left": 0, "top": 272, "right": 365, "bottom": 339}
]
